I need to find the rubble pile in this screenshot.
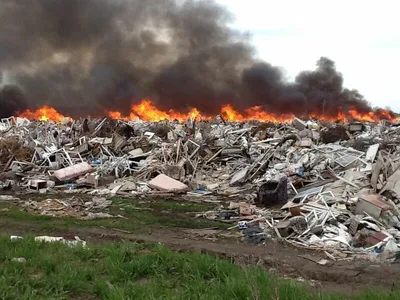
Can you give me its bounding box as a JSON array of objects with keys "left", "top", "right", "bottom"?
[
  {"left": 22, "top": 196, "right": 114, "bottom": 220},
  {"left": 2, "top": 115, "right": 400, "bottom": 260}
]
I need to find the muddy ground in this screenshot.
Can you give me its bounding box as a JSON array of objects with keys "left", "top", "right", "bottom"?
[{"left": 1, "top": 193, "right": 399, "bottom": 296}]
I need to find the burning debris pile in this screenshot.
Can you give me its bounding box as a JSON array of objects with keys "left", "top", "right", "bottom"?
[
  {"left": 2, "top": 114, "right": 400, "bottom": 261},
  {"left": 1, "top": 0, "right": 399, "bottom": 123}
]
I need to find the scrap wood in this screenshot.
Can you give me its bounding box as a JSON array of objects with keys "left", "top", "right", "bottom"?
[
  {"left": 285, "top": 239, "right": 336, "bottom": 251},
  {"left": 371, "top": 155, "right": 384, "bottom": 190},
  {"left": 298, "top": 254, "right": 333, "bottom": 266},
  {"left": 111, "top": 228, "right": 134, "bottom": 234},
  {"left": 379, "top": 167, "right": 400, "bottom": 195},
  {"left": 274, "top": 227, "right": 282, "bottom": 239},
  {"left": 324, "top": 251, "right": 337, "bottom": 261},
  {"left": 327, "top": 167, "right": 359, "bottom": 188}
]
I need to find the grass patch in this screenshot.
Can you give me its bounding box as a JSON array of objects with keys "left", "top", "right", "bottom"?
[
  {"left": 0, "top": 207, "right": 141, "bottom": 232},
  {"left": 0, "top": 199, "right": 229, "bottom": 233},
  {"left": 113, "top": 197, "right": 213, "bottom": 212},
  {"left": 112, "top": 198, "right": 227, "bottom": 228},
  {"left": 142, "top": 200, "right": 211, "bottom": 212},
  {"left": 0, "top": 236, "right": 394, "bottom": 299}
]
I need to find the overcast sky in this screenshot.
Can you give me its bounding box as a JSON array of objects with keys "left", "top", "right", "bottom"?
[{"left": 217, "top": 0, "right": 400, "bottom": 112}]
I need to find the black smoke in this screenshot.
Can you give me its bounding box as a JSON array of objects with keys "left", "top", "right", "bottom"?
[
  {"left": 0, "top": 85, "right": 28, "bottom": 118},
  {"left": 0, "top": 0, "right": 393, "bottom": 118}
]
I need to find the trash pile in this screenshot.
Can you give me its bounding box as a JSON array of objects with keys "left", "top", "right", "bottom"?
[
  {"left": 22, "top": 196, "right": 115, "bottom": 220},
  {"left": 11, "top": 234, "right": 87, "bottom": 248},
  {"left": 194, "top": 119, "right": 400, "bottom": 261},
  {"left": 2, "top": 115, "right": 400, "bottom": 260}
]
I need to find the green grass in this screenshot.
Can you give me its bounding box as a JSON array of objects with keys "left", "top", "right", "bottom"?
[
  {"left": 0, "top": 236, "right": 394, "bottom": 300},
  {"left": 113, "top": 197, "right": 212, "bottom": 212},
  {"left": 0, "top": 199, "right": 229, "bottom": 233}
]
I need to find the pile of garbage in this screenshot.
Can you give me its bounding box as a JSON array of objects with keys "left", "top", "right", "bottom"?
[
  {"left": 2, "top": 115, "right": 400, "bottom": 260},
  {"left": 22, "top": 196, "right": 115, "bottom": 220}
]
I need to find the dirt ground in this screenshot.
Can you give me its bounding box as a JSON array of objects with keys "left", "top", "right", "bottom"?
[{"left": 1, "top": 193, "right": 399, "bottom": 296}]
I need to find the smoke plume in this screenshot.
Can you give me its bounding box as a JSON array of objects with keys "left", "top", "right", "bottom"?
[{"left": 0, "top": 0, "right": 388, "bottom": 118}]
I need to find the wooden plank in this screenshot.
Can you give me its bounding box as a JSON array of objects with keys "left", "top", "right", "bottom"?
[
  {"left": 371, "top": 156, "right": 383, "bottom": 191},
  {"left": 379, "top": 168, "right": 400, "bottom": 195}
]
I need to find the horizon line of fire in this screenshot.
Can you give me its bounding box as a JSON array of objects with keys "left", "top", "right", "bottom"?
[{"left": 15, "top": 99, "right": 399, "bottom": 123}]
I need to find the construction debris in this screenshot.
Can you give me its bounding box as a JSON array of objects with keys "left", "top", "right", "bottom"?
[
  {"left": 2, "top": 115, "right": 400, "bottom": 261},
  {"left": 22, "top": 196, "right": 114, "bottom": 220},
  {"left": 148, "top": 174, "right": 188, "bottom": 193},
  {"left": 257, "top": 177, "right": 288, "bottom": 207},
  {"left": 10, "top": 234, "right": 87, "bottom": 247},
  {"left": 34, "top": 236, "right": 87, "bottom": 247}
]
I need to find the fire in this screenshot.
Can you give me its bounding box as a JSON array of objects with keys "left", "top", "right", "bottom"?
[
  {"left": 108, "top": 111, "right": 126, "bottom": 120},
  {"left": 133, "top": 100, "right": 170, "bottom": 121},
  {"left": 132, "top": 99, "right": 205, "bottom": 122},
  {"left": 16, "top": 100, "right": 400, "bottom": 124},
  {"left": 348, "top": 110, "right": 378, "bottom": 123},
  {"left": 107, "top": 111, "right": 138, "bottom": 121},
  {"left": 107, "top": 99, "right": 206, "bottom": 122},
  {"left": 18, "top": 105, "right": 70, "bottom": 122},
  {"left": 309, "top": 111, "right": 346, "bottom": 123},
  {"left": 221, "top": 104, "right": 244, "bottom": 121},
  {"left": 108, "top": 100, "right": 400, "bottom": 123},
  {"left": 219, "top": 105, "right": 294, "bottom": 122},
  {"left": 244, "top": 106, "right": 294, "bottom": 123}
]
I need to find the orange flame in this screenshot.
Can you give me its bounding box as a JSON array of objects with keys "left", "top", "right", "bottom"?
[
  {"left": 131, "top": 99, "right": 204, "bottom": 122},
  {"left": 107, "top": 100, "right": 399, "bottom": 123},
  {"left": 17, "top": 100, "right": 400, "bottom": 124},
  {"left": 18, "top": 105, "right": 70, "bottom": 122},
  {"left": 107, "top": 111, "right": 138, "bottom": 121},
  {"left": 107, "top": 99, "right": 206, "bottom": 122},
  {"left": 308, "top": 111, "right": 347, "bottom": 123},
  {"left": 348, "top": 110, "right": 376, "bottom": 122}
]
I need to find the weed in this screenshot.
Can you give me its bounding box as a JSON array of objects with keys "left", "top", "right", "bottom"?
[
  {"left": 0, "top": 199, "right": 229, "bottom": 233},
  {"left": 0, "top": 236, "right": 395, "bottom": 300}
]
